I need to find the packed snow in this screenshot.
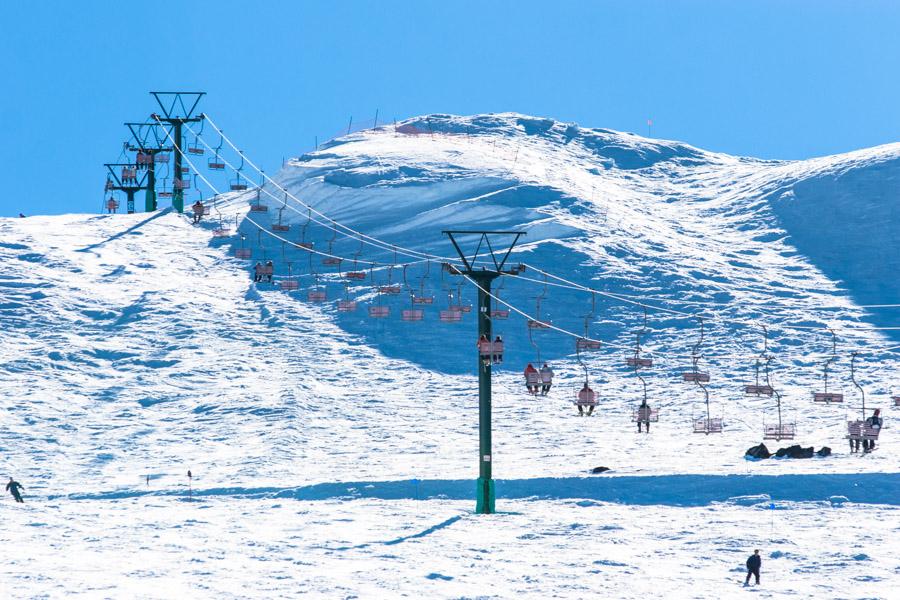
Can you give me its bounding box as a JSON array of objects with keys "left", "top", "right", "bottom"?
[{"left": 1, "top": 113, "right": 899, "bottom": 598}]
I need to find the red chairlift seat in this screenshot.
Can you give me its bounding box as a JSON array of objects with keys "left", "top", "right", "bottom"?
[
  {"left": 813, "top": 392, "right": 844, "bottom": 403},
  {"left": 154, "top": 153, "right": 170, "bottom": 163},
  {"left": 491, "top": 309, "right": 510, "bottom": 319},
  {"left": 401, "top": 309, "right": 425, "bottom": 321},
  {"left": 683, "top": 372, "right": 710, "bottom": 383},
  {"left": 846, "top": 420, "right": 882, "bottom": 441},
  {"left": 298, "top": 241, "right": 314, "bottom": 249},
  {"left": 249, "top": 203, "right": 268, "bottom": 212},
  {"left": 192, "top": 204, "right": 210, "bottom": 215},
  {"left": 231, "top": 182, "right": 249, "bottom": 191},
  {"left": 412, "top": 295, "right": 435, "bottom": 305},
  {"left": 439, "top": 309, "right": 462, "bottom": 322},
  {"left": 337, "top": 300, "right": 357, "bottom": 312},
  {"left": 180, "top": 167, "right": 190, "bottom": 174},
  {"left": 323, "top": 257, "right": 342, "bottom": 266},
  {"left": 272, "top": 224, "right": 290, "bottom": 232},
  {"left": 763, "top": 424, "right": 795, "bottom": 441},
  {"left": 158, "top": 191, "right": 173, "bottom": 198},
  {"left": 187, "top": 145, "right": 205, "bottom": 155},
  {"left": 175, "top": 179, "right": 191, "bottom": 190},
  {"left": 525, "top": 371, "right": 541, "bottom": 386},
  {"left": 106, "top": 199, "right": 119, "bottom": 210},
  {"left": 137, "top": 153, "right": 153, "bottom": 166},
  {"left": 576, "top": 338, "right": 602, "bottom": 350},
  {"left": 234, "top": 248, "right": 252, "bottom": 259},
  {"left": 368, "top": 306, "right": 390, "bottom": 318},
  {"left": 632, "top": 407, "right": 659, "bottom": 422},
  {"left": 345, "top": 271, "right": 367, "bottom": 280},
  {"left": 121, "top": 167, "right": 137, "bottom": 179},
  {"left": 208, "top": 160, "right": 225, "bottom": 170},
  {"left": 279, "top": 279, "right": 299, "bottom": 291},
  {"left": 213, "top": 227, "right": 231, "bottom": 238},
  {"left": 308, "top": 290, "right": 327, "bottom": 302},
  {"left": 575, "top": 389, "right": 597, "bottom": 407},
  {"left": 379, "top": 284, "right": 402, "bottom": 294},
  {"left": 745, "top": 384, "right": 773, "bottom": 396},
  {"left": 627, "top": 357, "right": 653, "bottom": 368},
  {"left": 477, "top": 340, "right": 504, "bottom": 356},
  {"left": 693, "top": 417, "right": 724, "bottom": 434},
  {"left": 260, "top": 265, "right": 274, "bottom": 277}
]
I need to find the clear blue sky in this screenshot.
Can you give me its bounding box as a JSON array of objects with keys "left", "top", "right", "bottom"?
[{"left": 2, "top": 0, "right": 899, "bottom": 216}]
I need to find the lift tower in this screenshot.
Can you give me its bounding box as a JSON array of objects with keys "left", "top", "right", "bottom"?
[
  {"left": 150, "top": 92, "right": 205, "bottom": 214},
  {"left": 104, "top": 163, "right": 149, "bottom": 214},
  {"left": 125, "top": 122, "right": 171, "bottom": 213},
  {"left": 443, "top": 230, "right": 525, "bottom": 514}
]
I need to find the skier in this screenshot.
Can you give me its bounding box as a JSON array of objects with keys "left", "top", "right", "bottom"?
[
  {"left": 253, "top": 262, "right": 263, "bottom": 282},
  {"left": 265, "top": 260, "right": 274, "bottom": 283},
  {"left": 637, "top": 397, "right": 652, "bottom": 433},
  {"left": 524, "top": 363, "right": 539, "bottom": 394},
  {"left": 6, "top": 477, "right": 24, "bottom": 503},
  {"left": 539, "top": 363, "right": 554, "bottom": 396},
  {"left": 863, "top": 409, "right": 883, "bottom": 452},
  {"left": 744, "top": 549, "right": 761, "bottom": 586},
  {"left": 577, "top": 382, "right": 596, "bottom": 416},
  {"left": 192, "top": 200, "right": 205, "bottom": 224}
]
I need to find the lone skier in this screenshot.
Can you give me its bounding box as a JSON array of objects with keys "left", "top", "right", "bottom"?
[
  {"left": 744, "top": 549, "right": 761, "bottom": 586},
  {"left": 6, "top": 477, "right": 25, "bottom": 503}
]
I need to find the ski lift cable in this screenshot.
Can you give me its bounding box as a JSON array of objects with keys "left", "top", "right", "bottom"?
[{"left": 155, "top": 118, "right": 417, "bottom": 269}]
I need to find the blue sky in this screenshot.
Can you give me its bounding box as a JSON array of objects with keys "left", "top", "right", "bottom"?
[{"left": 1, "top": 0, "right": 899, "bottom": 216}]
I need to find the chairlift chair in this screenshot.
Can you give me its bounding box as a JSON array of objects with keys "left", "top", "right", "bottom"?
[
  {"left": 813, "top": 329, "right": 844, "bottom": 404},
  {"left": 106, "top": 197, "right": 120, "bottom": 212},
  {"left": 154, "top": 153, "right": 170, "bottom": 164},
  {"left": 745, "top": 327, "right": 774, "bottom": 395},
  {"left": 626, "top": 308, "right": 653, "bottom": 368},
  {"left": 158, "top": 176, "right": 173, "bottom": 198},
  {"left": 187, "top": 125, "right": 205, "bottom": 155},
  {"left": 175, "top": 178, "right": 191, "bottom": 190},
  {"left": 280, "top": 262, "right": 299, "bottom": 291},
  {"left": 272, "top": 203, "right": 290, "bottom": 232},
  {"left": 249, "top": 188, "right": 268, "bottom": 212},
  {"left": 322, "top": 229, "right": 342, "bottom": 266},
  {"left": 208, "top": 134, "right": 225, "bottom": 169},
  {"left": 846, "top": 352, "right": 883, "bottom": 450},
  {"left": 234, "top": 234, "right": 252, "bottom": 259},
  {"left": 440, "top": 291, "right": 463, "bottom": 322}
]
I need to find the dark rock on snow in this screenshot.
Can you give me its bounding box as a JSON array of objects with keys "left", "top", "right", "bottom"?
[
  {"left": 745, "top": 443, "right": 771, "bottom": 459},
  {"left": 817, "top": 446, "right": 832, "bottom": 457},
  {"left": 591, "top": 466, "right": 611, "bottom": 474},
  {"left": 774, "top": 445, "right": 815, "bottom": 459}
]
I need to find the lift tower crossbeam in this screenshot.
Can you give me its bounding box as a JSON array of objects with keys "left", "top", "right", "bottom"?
[
  {"left": 443, "top": 230, "right": 525, "bottom": 514},
  {"left": 150, "top": 92, "right": 205, "bottom": 214},
  {"left": 125, "top": 122, "right": 171, "bottom": 213},
  {"left": 104, "top": 163, "right": 149, "bottom": 214}
]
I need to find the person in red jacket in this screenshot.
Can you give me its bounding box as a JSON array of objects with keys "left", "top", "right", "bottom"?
[{"left": 523, "top": 363, "right": 539, "bottom": 394}]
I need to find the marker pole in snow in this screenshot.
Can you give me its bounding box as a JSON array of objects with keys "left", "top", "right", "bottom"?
[{"left": 444, "top": 230, "right": 525, "bottom": 515}]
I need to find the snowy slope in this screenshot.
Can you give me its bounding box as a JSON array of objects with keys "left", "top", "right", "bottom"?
[{"left": 2, "top": 114, "right": 900, "bottom": 598}]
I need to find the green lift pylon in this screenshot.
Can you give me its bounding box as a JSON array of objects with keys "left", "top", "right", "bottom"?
[
  {"left": 443, "top": 230, "right": 525, "bottom": 514},
  {"left": 104, "top": 163, "right": 149, "bottom": 214},
  {"left": 150, "top": 92, "right": 206, "bottom": 213},
  {"left": 125, "top": 122, "right": 171, "bottom": 213}
]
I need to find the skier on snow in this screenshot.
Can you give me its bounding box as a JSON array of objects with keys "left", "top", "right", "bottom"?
[
  {"left": 6, "top": 477, "right": 25, "bottom": 503},
  {"left": 744, "top": 549, "right": 761, "bottom": 586}
]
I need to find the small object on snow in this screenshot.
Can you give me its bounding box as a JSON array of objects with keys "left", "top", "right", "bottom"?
[
  {"left": 774, "top": 445, "right": 814, "bottom": 459},
  {"left": 817, "top": 446, "right": 832, "bottom": 457},
  {"left": 591, "top": 466, "right": 610, "bottom": 474}
]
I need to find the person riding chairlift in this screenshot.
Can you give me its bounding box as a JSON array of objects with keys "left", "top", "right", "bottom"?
[
  {"left": 265, "top": 260, "right": 274, "bottom": 283},
  {"left": 864, "top": 408, "right": 883, "bottom": 452},
  {"left": 539, "top": 363, "right": 554, "bottom": 396},
  {"left": 637, "top": 397, "right": 652, "bottom": 433},
  {"left": 192, "top": 200, "right": 204, "bottom": 224},
  {"left": 253, "top": 262, "right": 264, "bottom": 282},
  {"left": 493, "top": 335, "right": 503, "bottom": 364},
  {"left": 578, "top": 382, "right": 596, "bottom": 417},
  {"left": 524, "top": 363, "right": 539, "bottom": 394}
]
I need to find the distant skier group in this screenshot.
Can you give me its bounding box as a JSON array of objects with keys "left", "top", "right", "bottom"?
[{"left": 254, "top": 261, "right": 274, "bottom": 283}]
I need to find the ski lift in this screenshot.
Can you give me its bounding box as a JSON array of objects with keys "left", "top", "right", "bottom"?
[
  {"left": 121, "top": 166, "right": 137, "bottom": 181},
  {"left": 449, "top": 282, "right": 472, "bottom": 313},
  {"left": 305, "top": 253, "right": 327, "bottom": 301},
  {"left": 477, "top": 334, "right": 503, "bottom": 365},
  {"left": 682, "top": 317, "right": 710, "bottom": 383},
  {"left": 440, "top": 290, "right": 463, "bottom": 322},
  {"left": 631, "top": 374, "right": 659, "bottom": 431},
  {"left": 744, "top": 325, "right": 774, "bottom": 396},
  {"left": 527, "top": 277, "right": 550, "bottom": 328},
  {"left": 106, "top": 196, "right": 120, "bottom": 212},
  {"left": 401, "top": 291, "right": 425, "bottom": 322},
  {"left": 337, "top": 282, "right": 357, "bottom": 312},
  {"left": 322, "top": 226, "right": 342, "bottom": 266},
  {"left": 626, "top": 309, "right": 653, "bottom": 368},
  {"left": 846, "top": 352, "right": 882, "bottom": 451},
  {"left": 279, "top": 262, "right": 299, "bottom": 291},
  {"left": 367, "top": 265, "right": 390, "bottom": 318},
  {"left": 272, "top": 195, "right": 290, "bottom": 232},
  {"left": 154, "top": 152, "right": 170, "bottom": 164},
  {"left": 208, "top": 134, "right": 225, "bottom": 170},
  {"left": 762, "top": 357, "right": 795, "bottom": 441},
  {"left": 297, "top": 209, "right": 314, "bottom": 249},
  {"left": 136, "top": 152, "right": 153, "bottom": 167},
  {"left": 249, "top": 186, "right": 268, "bottom": 212},
  {"left": 573, "top": 338, "right": 598, "bottom": 415},
  {"left": 490, "top": 279, "right": 510, "bottom": 319},
  {"left": 576, "top": 293, "right": 601, "bottom": 350},
  {"left": 187, "top": 120, "right": 205, "bottom": 155},
  {"left": 412, "top": 261, "right": 435, "bottom": 305},
  {"left": 379, "top": 263, "right": 402, "bottom": 294},
  {"left": 158, "top": 176, "right": 173, "bottom": 198},
  {"left": 813, "top": 329, "right": 844, "bottom": 404},
  {"left": 230, "top": 154, "right": 249, "bottom": 191},
  {"left": 174, "top": 177, "right": 190, "bottom": 190},
  {"left": 234, "top": 233, "right": 252, "bottom": 259}
]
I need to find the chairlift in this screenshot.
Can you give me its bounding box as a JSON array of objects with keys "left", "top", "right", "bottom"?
[
  {"left": 337, "top": 282, "right": 357, "bottom": 312},
  {"left": 813, "top": 329, "right": 844, "bottom": 404},
  {"left": 412, "top": 261, "right": 435, "bottom": 305},
  {"left": 154, "top": 152, "right": 170, "bottom": 164},
  {"left": 631, "top": 373, "right": 659, "bottom": 432},
  {"left": 440, "top": 290, "right": 463, "bottom": 322},
  {"left": 175, "top": 177, "right": 190, "bottom": 190},
  {"left": 272, "top": 196, "right": 290, "bottom": 232},
  {"left": 527, "top": 276, "right": 550, "bottom": 328},
  {"left": 490, "top": 280, "right": 510, "bottom": 319},
  {"left": 208, "top": 134, "right": 226, "bottom": 170},
  {"left": 625, "top": 309, "right": 653, "bottom": 368},
  {"left": 187, "top": 121, "right": 205, "bottom": 155},
  {"left": 379, "top": 263, "right": 402, "bottom": 294},
  {"left": 136, "top": 152, "right": 153, "bottom": 167},
  {"left": 121, "top": 166, "right": 137, "bottom": 181},
  {"left": 230, "top": 154, "right": 250, "bottom": 191},
  {"left": 234, "top": 233, "right": 252, "bottom": 259},
  {"left": 573, "top": 338, "right": 598, "bottom": 415},
  {"left": 846, "top": 352, "right": 883, "bottom": 451},
  {"left": 297, "top": 209, "right": 314, "bottom": 249},
  {"left": 106, "top": 196, "right": 120, "bottom": 212},
  {"left": 401, "top": 291, "right": 425, "bottom": 322},
  {"left": 280, "top": 262, "right": 299, "bottom": 291},
  {"left": 449, "top": 282, "right": 472, "bottom": 313},
  {"left": 744, "top": 325, "right": 774, "bottom": 396},
  {"left": 761, "top": 356, "right": 795, "bottom": 441},
  {"left": 367, "top": 265, "right": 390, "bottom": 318},
  {"left": 158, "top": 176, "right": 173, "bottom": 198},
  {"left": 682, "top": 317, "right": 710, "bottom": 383},
  {"left": 322, "top": 226, "right": 342, "bottom": 266}
]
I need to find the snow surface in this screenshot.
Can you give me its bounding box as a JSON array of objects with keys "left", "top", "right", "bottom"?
[{"left": 2, "top": 113, "right": 900, "bottom": 598}]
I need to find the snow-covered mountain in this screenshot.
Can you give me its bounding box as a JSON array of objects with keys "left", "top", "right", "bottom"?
[{"left": 2, "top": 113, "right": 899, "bottom": 598}]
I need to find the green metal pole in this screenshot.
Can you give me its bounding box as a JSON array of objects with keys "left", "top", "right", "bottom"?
[
  {"left": 475, "top": 272, "right": 496, "bottom": 514},
  {"left": 173, "top": 121, "right": 184, "bottom": 213},
  {"left": 126, "top": 189, "right": 136, "bottom": 214},
  {"left": 145, "top": 159, "right": 157, "bottom": 212}
]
